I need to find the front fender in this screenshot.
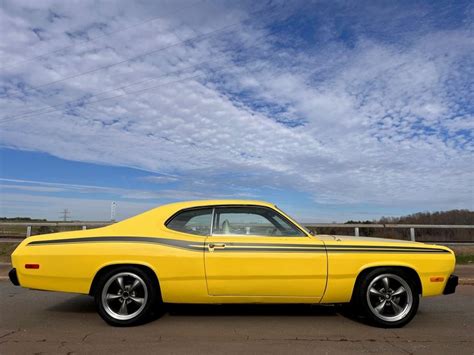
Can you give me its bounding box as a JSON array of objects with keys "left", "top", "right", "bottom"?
[{"left": 321, "top": 252, "right": 455, "bottom": 303}]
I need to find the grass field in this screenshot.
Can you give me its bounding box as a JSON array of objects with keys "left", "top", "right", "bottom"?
[
  {"left": 0, "top": 242, "right": 19, "bottom": 263},
  {"left": 456, "top": 254, "right": 474, "bottom": 264},
  {"left": 450, "top": 245, "right": 474, "bottom": 264},
  {"left": 0, "top": 225, "right": 88, "bottom": 238}
]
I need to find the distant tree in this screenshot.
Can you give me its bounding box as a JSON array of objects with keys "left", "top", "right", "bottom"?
[
  {"left": 0, "top": 217, "right": 47, "bottom": 222},
  {"left": 376, "top": 210, "right": 473, "bottom": 241},
  {"left": 316, "top": 210, "right": 473, "bottom": 241}
]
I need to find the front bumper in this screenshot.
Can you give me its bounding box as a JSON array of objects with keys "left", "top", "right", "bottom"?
[
  {"left": 443, "top": 274, "right": 458, "bottom": 295},
  {"left": 9, "top": 268, "right": 19, "bottom": 286}
]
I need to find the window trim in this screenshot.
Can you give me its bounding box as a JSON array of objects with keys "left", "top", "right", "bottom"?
[
  {"left": 210, "top": 205, "right": 308, "bottom": 238},
  {"left": 164, "top": 206, "right": 214, "bottom": 236},
  {"left": 164, "top": 204, "right": 309, "bottom": 238},
  {"left": 209, "top": 208, "right": 215, "bottom": 235}
]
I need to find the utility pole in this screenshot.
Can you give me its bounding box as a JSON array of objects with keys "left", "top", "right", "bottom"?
[
  {"left": 110, "top": 201, "right": 117, "bottom": 221},
  {"left": 59, "top": 209, "right": 71, "bottom": 222}
]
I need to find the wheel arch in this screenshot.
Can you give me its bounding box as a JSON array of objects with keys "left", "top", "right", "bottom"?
[
  {"left": 89, "top": 262, "right": 161, "bottom": 297},
  {"left": 351, "top": 264, "right": 423, "bottom": 302}
]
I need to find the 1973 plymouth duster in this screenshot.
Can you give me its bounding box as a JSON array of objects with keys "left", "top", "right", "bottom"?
[{"left": 9, "top": 200, "right": 457, "bottom": 327}]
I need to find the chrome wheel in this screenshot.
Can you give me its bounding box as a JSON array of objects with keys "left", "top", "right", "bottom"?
[
  {"left": 366, "top": 273, "right": 413, "bottom": 322},
  {"left": 101, "top": 272, "right": 148, "bottom": 321}
]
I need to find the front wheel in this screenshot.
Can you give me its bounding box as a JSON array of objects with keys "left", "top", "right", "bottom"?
[
  {"left": 354, "top": 268, "right": 419, "bottom": 328},
  {"left": 94, "top": 266, "right": 160, "bottom": 326}
]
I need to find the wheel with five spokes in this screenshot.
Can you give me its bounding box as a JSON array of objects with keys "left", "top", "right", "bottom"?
[
  {"left": 95, "top": 266, "right": 161, "bottom": 326},
  {"left": 354, "top": 268, "right": 419, "bottom": 328}
]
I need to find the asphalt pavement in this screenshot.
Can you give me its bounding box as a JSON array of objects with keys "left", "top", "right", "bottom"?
[{"left": 0, "top": 281, "right": 473, "bottom": 354}]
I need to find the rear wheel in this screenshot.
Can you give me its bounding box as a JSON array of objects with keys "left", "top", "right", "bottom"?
[
  {"left": 354, "top": 268, "right": 419, "bottom": 328},
  {"left": 94, "top": 266, "right": 160, "bottom": 326}
]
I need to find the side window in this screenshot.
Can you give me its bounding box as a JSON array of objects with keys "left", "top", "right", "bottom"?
[
  {"left": 166, "top": 208, "right": 212, "bottom": 236},
  {"left": 213, "top": 207, "right": 304, "bottom": 237}
]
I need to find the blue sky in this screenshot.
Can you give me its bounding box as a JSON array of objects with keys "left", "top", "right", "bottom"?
[{"left": 0, "top": 0, "right": 473, "bottom": 221}]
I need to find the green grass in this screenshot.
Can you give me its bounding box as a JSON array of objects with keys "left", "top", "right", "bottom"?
[
  {"left": 456, "top": 254, "right": 474, "bottom": 264},
  {"left": 0, "top": 225, "right": 83, "bottom": 238},
  {"left": 0, "top": 242, "right": 19, "bottom": 263}
]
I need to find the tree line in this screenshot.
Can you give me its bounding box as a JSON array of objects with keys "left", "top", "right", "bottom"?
[{"left": 314, "top": 210, "right": 473, "bottom": 242}]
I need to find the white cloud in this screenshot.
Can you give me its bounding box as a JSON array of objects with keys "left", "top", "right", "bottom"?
[
  {"left": 0, "top": 0, "right": 473, "bottom": 216},
  {"left": 139, "top": 175, "right": 179, "bottom": 184},
  {"left": 0, "top": 178, "right": 261, "bottom": 218}
]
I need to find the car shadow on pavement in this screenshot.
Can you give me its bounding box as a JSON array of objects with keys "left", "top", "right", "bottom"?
[
  {"left": 161, "top": 303, "right": 368, "bottom": 327},
  {"left": 166, "top": 303, "right": 339, "bottom": 317},
  {"left": 47, "top": 295, "right": 96, "bottom": 313},
  {"left": 46, "top": 295, "right": 367, "bottom": 326},
  {"left": 164, "top": 303, "right": 366, "bottom": 325}
]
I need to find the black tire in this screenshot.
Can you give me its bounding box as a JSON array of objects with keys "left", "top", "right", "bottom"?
[
  {"left": 94, "top": 266, "right": 161, "bottom": 326},
  {"left": 353, "top": 267, "right": 419, "bottom": 328}
]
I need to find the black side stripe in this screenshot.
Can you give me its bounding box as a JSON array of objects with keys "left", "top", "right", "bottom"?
[
  {"left": 210, "top": 242, "right": 447, "bottom": 252},
  {"left": 27, "top": 236, "right": 204, "bottom": 251},
  {"left": 26, "top": 236, "right": 450, "bottom": 254}
]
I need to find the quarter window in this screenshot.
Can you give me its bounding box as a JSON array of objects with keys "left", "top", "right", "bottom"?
[
  {"left": 213, "top": 206, "right": 304, "bottom": 237},
  {"left": 166, "top": 208, "right": 212, "bottom": 236}
]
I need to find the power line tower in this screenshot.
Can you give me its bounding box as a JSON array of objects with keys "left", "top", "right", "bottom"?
[
  {"left": 110, "top": 202, "right": 117, "bottom": 222},
  {"left": 59, "top": 209, "right": 71, "bottom": 222}
]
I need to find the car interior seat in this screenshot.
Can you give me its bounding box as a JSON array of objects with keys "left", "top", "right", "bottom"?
[{"left": 222, "top": 220, "right": 231, "bottom": 234}]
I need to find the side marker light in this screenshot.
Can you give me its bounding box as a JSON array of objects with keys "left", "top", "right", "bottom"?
[{"left": 25, "top": 264, "right": 40, "bottom": 269}]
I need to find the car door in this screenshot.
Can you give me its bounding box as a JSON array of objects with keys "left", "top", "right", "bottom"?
[{"left": 204, "top": 206, "right": 327, "bottom": 299}]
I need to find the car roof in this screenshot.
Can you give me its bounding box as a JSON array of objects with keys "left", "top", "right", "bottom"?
[
  {"left": 110, "top": 199, "right": 300, "bottom": 232},
  {"left": 112, "top": 200, "right": 276, "bottom": 227},
  {"left": 158, "top": 199, "right": 275, "bottom": 210}
]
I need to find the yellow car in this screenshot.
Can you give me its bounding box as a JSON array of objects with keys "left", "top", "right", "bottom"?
[{"left": 9, "top": 200, "right": 458, "bottom": 327}]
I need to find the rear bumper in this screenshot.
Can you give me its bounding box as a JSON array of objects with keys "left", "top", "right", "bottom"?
[
  {"left": 443, "top": 274, "right": 458, "bottom": 295},
  {"left": 9, "top": 268, "right": 19, "bottom": 286}
]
